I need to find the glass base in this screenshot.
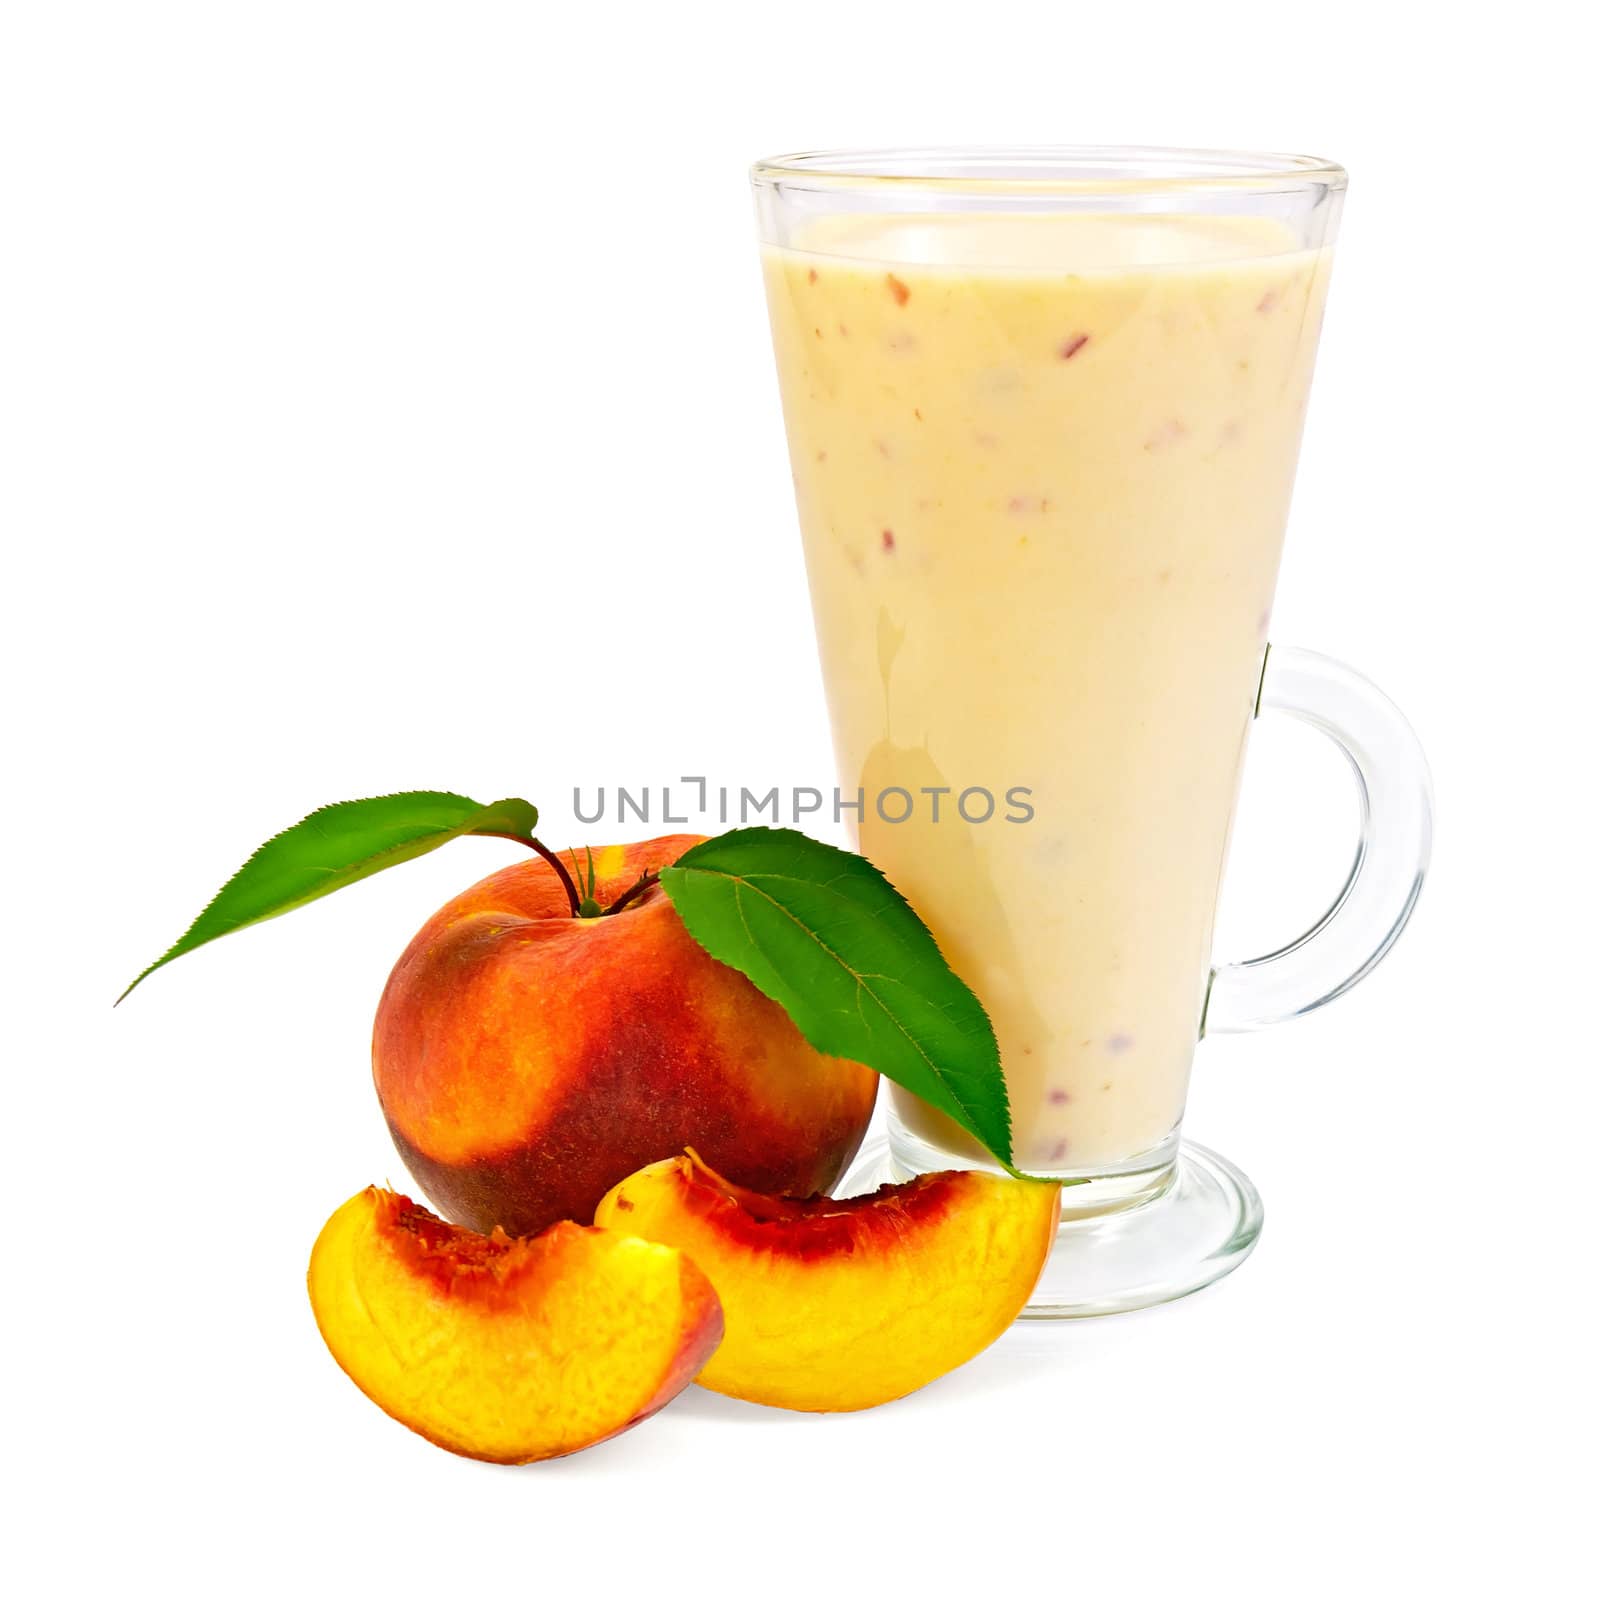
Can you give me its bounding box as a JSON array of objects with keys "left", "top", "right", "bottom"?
[{"left": 834, "top": 1135, "right": 1262, "bottom": 1318}]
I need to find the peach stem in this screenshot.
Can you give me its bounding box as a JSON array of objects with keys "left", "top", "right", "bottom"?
[
  {"left": 602, "top": 871, "right": 659, "bottom": 917},
  {"left": 524, "top": 837, "right": 582, "bottom": 916}
]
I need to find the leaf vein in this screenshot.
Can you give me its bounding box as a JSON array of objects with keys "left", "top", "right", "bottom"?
[{"left": 688, "top": 866, "right": 985, "bottom": 1126}]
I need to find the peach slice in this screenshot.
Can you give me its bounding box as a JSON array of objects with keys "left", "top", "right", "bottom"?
[
  {"left": 594, "top": 1154, "right": 1060, "bottom": 1412},
  {"left": 307, "top": 1187, "right": 722, "bottom": 1462}
]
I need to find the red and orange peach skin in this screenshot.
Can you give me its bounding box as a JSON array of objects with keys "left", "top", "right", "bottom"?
[{"left": 373, "top": 835, "right": 878, "bottom": 1238}]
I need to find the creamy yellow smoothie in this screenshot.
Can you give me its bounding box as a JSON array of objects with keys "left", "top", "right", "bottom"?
[{"left": 762, "top": 212, "right": 1332, "bottom": 1173}]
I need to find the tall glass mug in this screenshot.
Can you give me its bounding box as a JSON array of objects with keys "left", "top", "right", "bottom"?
[{"left": 751, "top": 148, "right": 1431, "bottom": 1316}]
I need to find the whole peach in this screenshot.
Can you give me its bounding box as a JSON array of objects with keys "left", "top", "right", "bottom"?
[{"left": 373, "top": 835, "right": 878, "bottom": 1237}]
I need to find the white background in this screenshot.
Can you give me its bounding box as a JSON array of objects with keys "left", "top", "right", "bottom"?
[{"left": 6, "top": 3, "right": 1594, "bottom": 1596}]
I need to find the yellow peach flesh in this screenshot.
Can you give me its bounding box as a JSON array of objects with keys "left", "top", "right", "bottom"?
[
  {"left": 308, "top": 1186, "right": 723, "bottom": 1463},
  {"left": 594, "top": 1154, "right": 1060, "bottom": 1412}
]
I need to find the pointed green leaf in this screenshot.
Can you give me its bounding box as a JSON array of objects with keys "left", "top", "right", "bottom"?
[
  {"left": 659, "top": 826, "right": 1013, "bottom": 1166},
  {"left": 119, "top": 791, "right": 539, "bottom": 1002}
]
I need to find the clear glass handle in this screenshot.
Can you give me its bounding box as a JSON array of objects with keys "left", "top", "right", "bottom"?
[{"left": 1203, "top": 645, "right": 1433, "bottom": 1034}]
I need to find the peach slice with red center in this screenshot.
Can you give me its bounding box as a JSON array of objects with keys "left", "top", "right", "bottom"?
[
  {"left": 307, "top": 1186, "right": 722, "bottom": 1463},
  {"left": 594, "top": 1153, "right": 1061, "bottom": 1412}
]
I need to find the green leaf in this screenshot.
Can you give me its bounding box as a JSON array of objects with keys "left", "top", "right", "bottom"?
[
  {"left": 659, "top": 827, "right": 1013, "bottom": 1166},
  {"left": 118, "top": 792, "right": 540, "bottom": 1002}
]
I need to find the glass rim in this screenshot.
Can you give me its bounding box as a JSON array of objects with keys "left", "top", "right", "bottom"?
[{"left": 750, "top": 145, "right": 1347, "bottom": 197}]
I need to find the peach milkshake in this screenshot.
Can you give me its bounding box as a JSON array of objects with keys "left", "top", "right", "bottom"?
[{"left": 761, "top": 208, "right": 1332, "bottom": 1176}]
